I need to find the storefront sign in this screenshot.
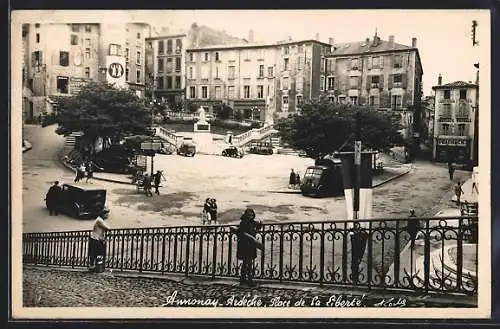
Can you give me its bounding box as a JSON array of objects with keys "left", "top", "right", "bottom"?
[
  {"left": 437, "top": 138, "right": 469, "bottom": 146},
  {"left": 70, "top": 77, "right": 92, "bottom": 95}
]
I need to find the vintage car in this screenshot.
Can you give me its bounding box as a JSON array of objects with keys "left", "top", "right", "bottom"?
[
  {"left": 157, "top": 143, "right": 175, "bottom": 155},
  {"left": 248, "top": 142, "right": 273, "bottom": 155},
  {"left": 177, "top": 142, "right": 196, "bottom": 157},
  {"left": 46, "top": 184, "right": 110, "bottom": 219},
  {"left": 92, "top": 146, "right": 134, "bottom": 174},
  {"left": 222, "top": 146, "right": 244, "bottom": 158}
]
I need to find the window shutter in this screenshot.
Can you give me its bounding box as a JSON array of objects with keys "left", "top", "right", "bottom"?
[
  {"left": 401, "top": 73, "right": 407, "bottom": 88},
  {"left": 334, "top": 77, "right": 340, "bottom": 90},
  {"left": 367, "top": 57, "right": 372, "bottom": 69},
  {"left": 358, "top": 76, "right": 362, "bottom": 89},
  {"left": 379, "top": 74, "right": 384, "bottom": 89},
  {"left": 347, "top": 58, "right": 352, "bottom": 70},
  {"left": 388, "top": 74, "right": 393, "bottom": 89},
  {"left": 379, "top": 56, "right": 384, "bottom": 68}
]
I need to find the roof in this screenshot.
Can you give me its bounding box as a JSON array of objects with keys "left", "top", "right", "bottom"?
[
  {"left": 146, "top": 34, "right": 187, "bottom": 41},
  {"left": 330, "top": 38, "right": 413, "bottom": 56},
  {"left": 186, "top": 39, "right": 331, "bottom": 52},
  {"left": 432, "top": 81, "right": 478, "bottom": 89}
]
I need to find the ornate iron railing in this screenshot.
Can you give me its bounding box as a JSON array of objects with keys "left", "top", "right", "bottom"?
[{"left": 23, "top": 216, "right": 478, "bottom": 295}]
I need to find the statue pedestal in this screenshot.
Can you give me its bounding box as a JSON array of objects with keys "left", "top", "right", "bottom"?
[{"left": 194, "top": 120, "right": 211, "bottom": 132}]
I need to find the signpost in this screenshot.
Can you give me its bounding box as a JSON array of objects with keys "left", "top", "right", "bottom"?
[{"left": 141, "top": 142, "right": 162, "bottom": 176}]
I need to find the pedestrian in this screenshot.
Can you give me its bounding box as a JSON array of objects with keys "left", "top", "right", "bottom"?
[
  {"left": 74, "top": 163, "right": 86, "bottom": 183},
  {"left": 88, "top": 216, "right": 110, "bottom": 273},
  {"left": 202, "top": 198, "right": 212, "bottom": 225},
  {"left": 153, "top": 170, "right": 166, "bottom": 195},
  {"left": 407, "top": 209, "right": 420, "bottom": 249},
  {"left": 295, "top": 172, "right": 301, "bottom": 189},
  {"left": 234, "top": 208, "right": 262, "bottom": 287},
  {"left": 209, "top": 198, "right": 218, "bottom": 224},
  {"left": 288, "top": 169, "right": 296, "bottom": 189},
  {"left": 448, "top": 161, "right": 456, "bottom": 180},
  {"left": 86, "top": 161, "right": 103, "bottom": 184},
  {"left": 45, "top": 181, "right": 62, "bottom": 216},
  {"left": 142, "top": 173, "right": 153, "bottom": 196},
  {"left": 455, "top": 181, "right": 464, "bottom": 206}
]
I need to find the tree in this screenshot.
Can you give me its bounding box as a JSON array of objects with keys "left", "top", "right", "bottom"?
[
  {"left": 233, "top": 109, "right": 243, "bottom": 122},
  {"left": 56, "top": 81, "right": 152, "bottom": 143},
  {"left": 213, "top": 104, "right": 233, "bottom": 120},
  {"left": 275, "top": 100, "right": 404, "bottom": 158}
]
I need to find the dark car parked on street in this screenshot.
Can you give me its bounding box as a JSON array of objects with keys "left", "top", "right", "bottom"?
[
  {"left": 222, "top": 146, "right": 244, "bottom": 158},
  {"left": 248, "top": 142, "right": 273, "bottom": 155},
  {"left": 177, "top": 142, "right": 196, "bottom": 157},
  {"left": 45, "top": 184, "right": 110, "bottom": 219},
  {"left": 92, "top": 145, "right": 134, "bottom": 174}
]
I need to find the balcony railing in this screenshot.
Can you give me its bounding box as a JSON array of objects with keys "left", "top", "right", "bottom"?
[{"left": 23, "top": 216, "right": 478, "bottom": 296}]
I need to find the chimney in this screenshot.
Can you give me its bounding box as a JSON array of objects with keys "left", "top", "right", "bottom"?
[
  {"left": 288, "top": 36, "right": 292, "bottom": 41},
  {"left": 329, "top": 37, "right": 335, "bottom": 45},
  {"left": 365, "top": 37, "right": 370, "bottom": 43},
  {"left": 388, "top": 35, "right": 395, "bottom": 48},
  {"left": 411, "top": 37, "right": 417, "bottom": 48},
  {"left": 438, "top": 74, "right": 442, "bottom": 86},
  {"left": 248, "top": 30, "right": 254, "bottom": 43},
  {"left": 315, "top": 33, "right": 320, "bottom": 41}
]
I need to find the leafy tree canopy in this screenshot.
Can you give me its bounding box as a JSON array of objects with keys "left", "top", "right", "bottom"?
[
  {"left": 56, "top": 81, "right": 152, "bottom": 140},
  {"left": 275, "top": 100, "right": 404, "bottom": 159}
]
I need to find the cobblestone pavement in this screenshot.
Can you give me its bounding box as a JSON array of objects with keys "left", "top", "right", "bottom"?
[{"left": 23, "top": 266, "right": 474, "bottom": 308}]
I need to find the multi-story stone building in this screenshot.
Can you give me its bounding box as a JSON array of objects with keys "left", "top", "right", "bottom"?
[
  {"left": 184, "top": 38, "right": 332, "bottom": 123},
  {"left": 322, "top": 33, "right": 423, "bottom": 139},
  {"left": 145, "top": 23, "right": 246, "bottom": 110},
  {"left": 431, "top": 76, "right": 478, "bottom": 164},
  {"left": 21, "top": 22, "right": 151, "bottom": 122}
]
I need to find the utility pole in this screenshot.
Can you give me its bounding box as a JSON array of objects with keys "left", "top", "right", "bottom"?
[{"left": 353, "top": 111, "right": 361, "bottom": 220}]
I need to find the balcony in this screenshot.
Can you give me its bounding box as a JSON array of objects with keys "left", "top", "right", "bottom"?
[
  {"left": 439, "top": 99, "right": 455, "bottom": 104},
  {"left": 436, "top": 136, "right": 470, "bottom": 146},
  {"left": 438, "top": 115, "right": 452, "bottom": 122},
  {"left": 455, "top": 113, "right": 471, "bottom": 122}
]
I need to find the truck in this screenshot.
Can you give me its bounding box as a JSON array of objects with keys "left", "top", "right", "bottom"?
[{"left": 300, "top": 157, "right": 344, "bottom": 197}]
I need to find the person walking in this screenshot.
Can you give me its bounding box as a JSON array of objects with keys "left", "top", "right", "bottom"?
[
  {"left": 45, "top": 181, "right": 62, "bottom": 216},
  {"left": 88, "top": 216, "right": 110, "bottom": 273},
  {"left": 407, "top": 209, "right": 420, "bottom": 250},
  {"left": 153, "top": 170, "right": 166, "bottom": 195},
  {"left": 85, "top": 161, "right": 103, "bottom": 184},
  {"left": 448, "top": 161, "right": 456, "bottom": 180},
  {"left": 202, "top": 198, "right": 212, "bottom": 225},
  {"left": 295, "top": 171, "right": 301, "bottom": 189},
  {"left": 142, "top": 173, "right": 153, "bottom": 197},
  {"left": 209, "top": 198, "right": 218, "bottom": 224},
  {"left": 455, "top": 181, "right": 464, "bottom": 206},
  {"left": 288, "top": 169, "right": 296, "bottom": 189},
  {"left": 74, "top": 162, "right": 86, "bottom": 183},
  {"left": 234, "top": 208, "right": 262, "bottom": 286}
]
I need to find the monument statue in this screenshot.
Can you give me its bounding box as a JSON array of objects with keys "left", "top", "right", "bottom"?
[
  {"left": 194, "top": 106, "right": 211, "bottom": 132},
  {"left": 197, "top": 106, "right": 207, "bottom": 122}
]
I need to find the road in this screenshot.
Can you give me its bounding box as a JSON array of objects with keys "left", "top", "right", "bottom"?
[{"left": 22, "top": 125, "right": 470, "bottom": 233}]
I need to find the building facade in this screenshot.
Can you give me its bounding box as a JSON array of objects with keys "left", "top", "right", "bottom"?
[
  {"left": 184, "top": 39, "right": 331, "bottom": 124},
  {"left": 21, "top": 22, "right": 151, "bottom": 122},
  {"left": 431, "top": 79, "right": 478, "bottom": 164},
  {"left": 322, "top": 34, "right": 423, "bottom": 139},
  {"left": 145, "top": 23, "right": 246, "bottom": 110}
]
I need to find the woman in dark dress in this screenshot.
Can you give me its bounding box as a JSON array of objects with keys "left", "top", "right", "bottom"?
[{"left": 235, "top": 208, "right": 262, "bottom": 286}]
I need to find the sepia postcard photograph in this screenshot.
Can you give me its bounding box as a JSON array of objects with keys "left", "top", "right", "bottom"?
[{"left": 10, "top": 9, "right": 491, "bottom": 320}]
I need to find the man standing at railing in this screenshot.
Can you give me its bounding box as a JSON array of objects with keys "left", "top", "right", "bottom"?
[
  {"left": 407, "top": 209, "right": 420, "bottom": 250},
  {"left": 88, "top": 216, "right": 110, "bottom": 273},
  {"left": 234, "top": 208, "right": 262, "bottom": 287}
]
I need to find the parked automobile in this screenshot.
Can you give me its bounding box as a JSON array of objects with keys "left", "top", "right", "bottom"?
[
  {"left": 222, "top": 146, "right": 244, "bottom": 158},
  {"left": 301, "top": 157, "right": 344, "bottom": 197},
  {"left": 298, "top": 150, "right": 308, "bottom": 157},
  {"left": 45, "top": 184, "right": 110, "bottom": 219},
  {"left": 248, "top": 142, "right": 273, "bottom": 155},
  {"left": 92, "top": 146, "right": 134, "bottom": 174},
  {"left": 157, "top": 143, "right": 175, "bottom": 155},
  {"left": 177, "top": 142, "right": 196, "bottom": 157}
]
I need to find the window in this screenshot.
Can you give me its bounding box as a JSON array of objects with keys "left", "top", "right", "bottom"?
[
  {"left": 56, "top": 76, "right": 69, "bottom": 94},
  {"left": 35, "top": 23, "right": 40, "bottom": 28},
  {"left": 175, "top": 76, "right": 181, "bottom": 89},
  {"left": 59, "top": 51, "right": 69, "bottom": 66},
  {"left": 393, "top": 74, "right": 402, "bottom": 84},
  {"left": 320, "top": 76, "right": 325, "bottom": 91},
  {"left": 215, "top": 86, "right": 222, "bottom": 99},
  {"left": 125, "top": 68, "right": 129, "bottom": 81},
  {"left": 460, "top": 89, "right": 467, "bottom": 99},
  {"left": 350, "top": 96, "right": 358, "bottom": 105},
  {"left": 166, "top": 58, "right": 173, "bottom": 73},
  {"left": 84, "top": 38, "right": 90, "bottom": 49},
  {"left": 296, "top": 95, "right": 303, "bottom": 107},
  {"left": 284, "top": 58, "right": 289, "bottom": 71},
  {"left": 136, "top": 51, "right": 141, "bottom": 64},
  {"left": 166, "top": 77, "right": 172, "bottom": 89},
  {"left": 228, "top": 86, "right": 235, "bottom": 99},
  {"left": 369, "top": 95, "right": 379, "bottom": 106},
  {"left": 70, "top": 34, "right": 78, "bottom": 45},
  {"left": 137, "top": 32, "right": 141, "bottom": 39},
  {"left": 443, "top": 90, "right": 451, "bottom": 99},
  {"left": 458, "top": 103, "right": 468, "bottom": 117},
  {"left": 109, "top": 44, "right": 122, "bottom": 56},
  {"left": 351, "top": 58, "right": 359, "bottom": 70},
  {"left": 442, "top": 123, "right": 450, "bottom": 135},
  {"left": 189, "top": 52, "right": 194, "bottom": 62},
  {"left": 442, "top": 104, "right": 452, "bottom": 117},
  {"left": 349, "top": 76, "right": 358, "bottom": 88},
  {"left": 327, "top": 77, "right": 335, "bottom": 90},
  {"left": 228, "top": 66, "right": 235, "bottom": 79},
  {"left": 259, "top": 65, "right": 264, "bottom": 78},
  {"left": 158, "top": 77, "right": 164, "bottom": 89},
  {"left": 188, "top": 67, "right": 193, "bottom": 79},
  {"left": 175, "top": 57, "right": 181, "bottom": 72},
  {"left": 282, "top": 77, "right": 289, "bottom": 90},
  {"left": 85, "top": 24, "right": 92, "bottom": 33},
  {"left": 214, "top": 66, "right": 219, "bottom": 79},
  {"left": 36, "top": 33, "right": 40, "bottom": 43},
  {"left": 458, "top": 124, "right": 467, "bottom": 136},
  {"left": 167, "top": 40, "right": 173, "bottom": 53},
  {"left": 268, "top": 66, "right": 274, "bottom": 78},
  {"left": 244, "top": 86, "right": 250, "bottom": 98},
  {"left": 321, "top": 58, "right": 325, "bottom": 72},
  {"left": 283, "top": 95, "right": 289, "bottom": 108},
  {"left": 175, "top": 39, "right": 182, "bottom": 53},
  {"left": 204, "top": 53, "right": 209, "bottom": 61},
  {"left": 158, "top": 58, "right": 164, "bottom": 73},
  {"left": 371, "top": 75, "right": 380, "bottom": 84},
  {"left": 124, "top": 48, "right": 129, "bottom": 61},
  {"left": 71, "top": 24, "right": 79, "bottom": 32},
  {"left": 201, "top": 86, "right": 208, "bottom": 99},
  {"left": 257, "top": 85, "right": 264, "bottom": 98},
  {"left": 391, "top": 95, "right": 402, "bottom": 109},
  {"left": 32, "top": 51, "right": 42, "bottom": 66},
  {"left": 189, "top": 86, "right": 196, "bottom": 98},
  {"left": 372, "top": 56, "right": 379, "bottom": 68},
  {"left": 284, "top": 46, "right": 289, "bottom": 55},
  {"left": 215, "top": 52, "right": 220, "bottom": 61},
  {"left": 85, "top": 67, "right": 90, "bottom": 78},
  {"left": 393, "top": 55, "right": 403, "bottom": 68},
  {"left": 136, "top": 70, "right": 141, "bottom": 83},
  {"left": 158, "top": 41, "right": 164, "bottom": 54},
  {"left": 338, "top": 96, "right": 346, "bottom": 104}
]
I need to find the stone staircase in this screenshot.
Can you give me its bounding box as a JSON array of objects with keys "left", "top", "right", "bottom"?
[{"left": 62, "top": 132, "right": 83, "bottom": 158}]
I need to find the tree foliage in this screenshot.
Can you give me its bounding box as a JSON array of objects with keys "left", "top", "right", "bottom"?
[
  {"left": 56, "top": 82, "right": 152, "bottom": 140},
  {"left": 213, "top": 104, "right": 233, "bottom": 120},
  {"left": 275, "top": 100, "right": 404, "bottom": 158}
]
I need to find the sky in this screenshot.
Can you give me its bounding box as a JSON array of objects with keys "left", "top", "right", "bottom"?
[{"left": 13, "top": 9, "right": 490, "bottom": 96}]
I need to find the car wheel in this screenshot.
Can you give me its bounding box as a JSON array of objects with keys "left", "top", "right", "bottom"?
[
  {"left": 72, "top": 204, "right": 81, "bottom": 219},
  {"left": 222, "top": 151, "right": 227, "bottom": 156}
]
